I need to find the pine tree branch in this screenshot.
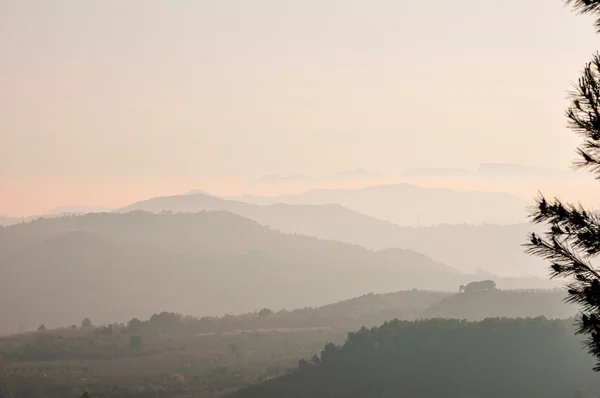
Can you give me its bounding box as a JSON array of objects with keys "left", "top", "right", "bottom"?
[
  {"left": 565, "top": 0, "right": 600, "bottom": 32},
  {"left": 567, "top": 53, "right": 600, "bottom": 180},
  {"left": 525, "top": 232, "right": 600, "bottom": 281},
  {"left": 529, "top": 195, "right": 600, "bottom": 257}
]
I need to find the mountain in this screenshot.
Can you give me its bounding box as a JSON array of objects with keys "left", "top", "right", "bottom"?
[
  {"left": 0, "top": 216, "right": 32, "bottom": 227},
  {"left": 119, "top": 193, "right": 549, "bottom": 276},
  {"left": 43, "top": 205, "right": 113, "bottom": 215},
  {"left": 0, "top": 211, "right": 469, "bottom": 333},
  {"left": 228, "top": 183, "right": 530, "bottom": 225},
  {"left": 420, "top": 288, "right": 575, "bottom": 320},
  {"left": 185, "top": 189, "right": 212, "bottom": 196},
  {"left": 402, "top": 162, "right": 593, "bottom": 181},
  {"left": 0, "top": 206, "right": 112, "bottom": 227}
]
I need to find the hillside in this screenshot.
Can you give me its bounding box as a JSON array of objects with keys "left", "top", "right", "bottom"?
[
  {"left": 0, "top": 211, "right": 466, "bottom": 333},
  {"left": 0, "top": 288, "right": 577, "bottom": 397},
  {"left": 228, "top": 183, "right": 529, "bottom": 225},
  {"left": 420, "top": 288, "right": 576, "bottom": 320},
  {"left": 120, "top": 193, "right": 547, "bottom": 276},
  {"left": 232, "top": 318, "right": 598, "bottom": 398},
  {"left": 0, "top": 216, "right": 37, "bottom": 227}
]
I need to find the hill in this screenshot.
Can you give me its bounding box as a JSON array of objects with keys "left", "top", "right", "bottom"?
[
  {"left": 420, "top": 288, "right": 575, "bottom": 320},
  {"left": 0, "top": 288, "right": 578, "bottom": 397},
  {"left": 0, "top": 211, "right": 466, "bottom": 333},
  {"left": 228, "top": 183, "right": 529, "bottom": 225},
  {"left": 119, "top": 193, "right": 548, "bottom": 276},
  {"left": 43, "top": 205, "right": 113, "bottom": 215},
  {"left": 232, "top": 317, "right": 598, "bottom": 398},
  {"left": 0, "top": 215, "right": 37, "bottom": 227}
]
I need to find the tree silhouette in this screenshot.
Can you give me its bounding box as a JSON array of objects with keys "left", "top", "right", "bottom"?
[
  {"left": 526, "top": 0, "right": 600, "bottom": 371},
  {"left": 127, "top": 317, "right": 142, "bottom": 333},
  {"left": 566, "top": 0, "right": 600, "bottom": 32},
  {"left": 258, "top": 308, "right": 273, "bottom": 317},
  {"left": 129, "top": 335, "right": 142, "bottom": 351},
  {"left": 81, "top": 318, "right": 93, "bottom": 328}
]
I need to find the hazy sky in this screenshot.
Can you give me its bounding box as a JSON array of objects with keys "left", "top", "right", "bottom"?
[{"left": 1, "top": 0, "right": 598, "bottom": 215}]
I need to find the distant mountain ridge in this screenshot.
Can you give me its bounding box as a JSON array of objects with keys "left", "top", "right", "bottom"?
[
  {"left": 228, "top": 182, "right": 529, "bottom": 225},
  {"left": 0, "top": 211, "right": 469, "bottom": 332},
  {"left": 44, "top": 205, "right": 113, "bottom": 215},
  {"left": 250, "top": 163, "right": 591, "bottom": 185},
  {"left": 120, "top": 192, "right": 546, "bottom": 276},
  {"left": 403, "top": 162, "right": 593, "bottom": 180},
  {"left": 0, "top": 211, "right": 557, "bottom": 333}
]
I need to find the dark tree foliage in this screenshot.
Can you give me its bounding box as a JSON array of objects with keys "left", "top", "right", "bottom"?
[
  {"left": 566, "top": 0, "right": 600, "bottom": 32},
  {"left": 234, "top": 318, "right": 600, "bottom": 398},
  {"left": 526, "top": 0, "right": 600, "bottom": 370}
]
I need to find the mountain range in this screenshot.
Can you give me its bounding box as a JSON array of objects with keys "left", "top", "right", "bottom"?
[
  {"left": 228, "top": 183, "right": 529, "bottom": 225},
  {"left": 0, "top": 210, "right": 555, "bottom": 333},
  {"left": 253, "top": 163, "right": 592, "bottom": 185},
  {"left": 120, "top": 191, "right": 542, "bottom": 276},
  {"left": 0, "top": 211, "right": 457, "bottom": 332}
]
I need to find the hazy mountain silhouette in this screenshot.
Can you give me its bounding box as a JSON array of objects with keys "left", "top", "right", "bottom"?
[
  {"left": 420, "top": 288, "right": 575, "bottom": 320},
  {"left": 0, "top": 211, "right": 470, "bottom": 332},
  {"left": 1, "top": 206, "right": 112, "bottom": 227},
  {"left": 0, "top": 216, "right": 30, "bottom": 227},
  {"left": 185, "top": 189, "right": 212, "bottom": 196},
  {"left": 229, "top": 183, "right": 529, "bottom": 225},
  {"left": 403, "top": 162, "right": 593, "bottom": 180},
  {"left": 43, "top": 205, "right": 113, "bottom": 215},
  {"left": 119, "top": 193, "right": 546, "bottom": 276}
]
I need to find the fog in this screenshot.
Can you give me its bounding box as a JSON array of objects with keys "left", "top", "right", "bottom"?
[{"left": 2, "top": 1, "right": 600, "bottom": 397}]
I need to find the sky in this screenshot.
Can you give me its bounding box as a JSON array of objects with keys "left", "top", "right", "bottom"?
[{"left": 1, "top": 0, "right": 599, "bottom": 216}]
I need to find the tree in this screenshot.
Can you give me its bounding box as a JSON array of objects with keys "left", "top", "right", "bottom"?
[
  {"left": 129, "top": 335, "right": 142, "bottom": 351},
  {"left": 127, "top": 317, "right": 142, "bottom": 333},
  {"left": 229, "top": 343, "right": 242, "bottom": 359},
  {"left": 565, "top": 0, "right": 600, "bottom": 32},
  {"left": 37, "top": 324, "right": 46, "bottom": 332},
  {"left": 462, "top": 280, "right": 496, "bottom": 293},
  {"left": 258, "top": 308, "right": 273, "bottom": 317},
  {"left": 81, "top": 318, "right": 93, "bottom": 328},
  {"left": 526, "top": 0, "right": 600, "bottom": 371}
]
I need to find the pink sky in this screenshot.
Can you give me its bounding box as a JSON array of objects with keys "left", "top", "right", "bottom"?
[{"left": 2, "top": 0, "right": 598, "bottom": 216}]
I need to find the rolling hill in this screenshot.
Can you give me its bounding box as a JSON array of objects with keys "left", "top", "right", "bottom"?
[
  {"left": 120, "top": 193, "right": 547, "bottom": 276},
  {"left": 0, "top": 211, "right": 468, "bottom": 333}
]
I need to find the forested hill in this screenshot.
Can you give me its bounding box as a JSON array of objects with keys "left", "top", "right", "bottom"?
[
  {"left": 232, "top": 318, "right": 598, "bottom": 398},
  {"left": 0, "top": 289, "right": 578, "bottom": 397},
  {"left": 0, "top": 211, "right": 465, "bottom": 332},
  {"left": 420, "top": 288, "right": 576, "bottom": 320}
]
